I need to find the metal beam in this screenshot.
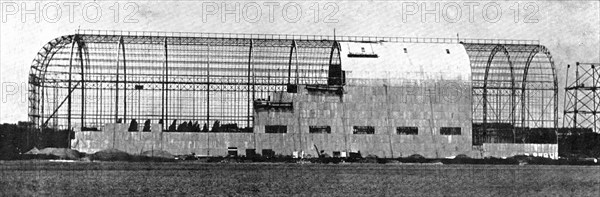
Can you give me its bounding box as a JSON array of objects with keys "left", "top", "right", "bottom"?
[
  {"left": 206, "top": 43, "right": 210, "bottom": 156},
  {"left": 115, "top": 37, "right": 121, "bottom": 123},
  {"left": 67, "top": 36, "right": 76, "bottom": 130},
  {"left": 520, "top": 47, "right": 540, "bottom": 128},
  {"left": 163, "top": 37, "right": 168, "bottom": 129},
  {"left": 247, "top": 40, "right": 253, "bottom": 128},
  {"left": 42, "top": 82, "right": 81, "bottom": 127},
  {"left": 294, "top": 41, "right": 299, "bottom": 85},
  {"left": 121, "top": 37, "right": 127, "bottom": 123},
  {"left": 287, "top": 40, "right": 296, "bottom": 85},
  {"left": 77, "top": 38, "right": 86, "bottom": 128}
]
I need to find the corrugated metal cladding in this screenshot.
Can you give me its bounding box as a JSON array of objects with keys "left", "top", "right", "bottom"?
[
  {"left": 252, "top": 41, "right": 474, "bottom": 158},
  {"left": 339, "top": 42, "right": 471, "bottom": 82}
]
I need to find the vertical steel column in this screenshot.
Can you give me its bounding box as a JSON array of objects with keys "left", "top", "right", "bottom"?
[
  {"left": 207, "top": 44, "right": 211, "bottom": 156},
  {"left": 593, "top": 64, "right": 597, "bottom": 133},
  {"left": 164, "top": 37, "right": 169, "bottom": 129},
  {"left": 207, "top": 44, "right": 211, "bottom": 125},
  {"left": 287, "top": 40, "right": 295, "bottom": 85},
  {"left": 247, "top": 40, "right": 253, "bottom": 128},
  {"left": 251, "top": 43, "right": 256, "bottom": 131},
  {"left": 574, "top": 62, "right": 579, "bottom": 128},
  {"left": 294, "top": 41, "right": 299, "bottom": 85},
  {"left": 251, "top": 44, "right": 257, "bottom": 150},
  {"left": 40, "top": 78, "right": 44, "bottom": 131},
  {"left": 563, "top": 64, "right": 571, "bottom": 128},
  {"left": 53, "top": 88, "right": 57, "bottom": 127},
  {"left": 100, "top": 75, "right": 103, "bottom": 127},
  {"left": 67, "top": 36, "right": 76, "bottom": 130},
  {"left": 294, "top": 41, "right": 301, "bottom": 151},
  {"left": 96, "top": 75, "right": 99, "bottom": 127},
  {"left": 115, "top": 37, "right": 121, "bottom": 123},
  {"left": 496, "top": 88, "right": 500, "bottom": 122},
  {"left": 553, "top": 61, "right": 559, "bottom": 129},
  {"left": 161, "top": 42, "right": 165, "bottom": 127},
  {"left": 138, "top": 88, "right": 141, "bottom": 123},
  {"left": 77, "top": 39, "right": 86, "bottom": 129},
  {"left": 192, "top": 84, "right": 195, "bottom": 121},
  {"left": 113, "top": 37, "right": 122, "bottom": 149},
  {"left": 122, "top": 37, "right": 127, "bottom": 123}
]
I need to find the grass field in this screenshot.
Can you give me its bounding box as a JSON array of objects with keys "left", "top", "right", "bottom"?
[{"left": 1, "top": 161, "right": 599, "bottom": 196}]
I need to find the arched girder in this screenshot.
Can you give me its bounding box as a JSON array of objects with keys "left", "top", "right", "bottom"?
[
  {"left": 35, "top": 36, "right": 74, "bottom": 76},
  {"left": 33, "top": 35, "right": 94, "bottom": 129},
  {"left": 29, "top": 35, "right": 74, "bottom": 128},
  {"left": 520, "top": 46, "right": 540, "bottom": 128},
  {"left": 287, "top": 40, "right": 297, "bottom": 85},
  {"left": 545, "top": 48, "right": 559, "bottom": 128},
  {"left": 482, "top": 44, "right": 516, "bottom": 127},
  {"left": 328, "top": 41, "right": 340, "bottom": 67},
  {"left": 327, "top": 41, "right": 343, "bottom": 85},
  {"left": 519, "top": 45, "right": 558, "bottom": 128}
]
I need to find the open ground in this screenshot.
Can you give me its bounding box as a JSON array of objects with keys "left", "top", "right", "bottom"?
[{"left": 1, "top": 161, "right": 599, "bottom": 196}]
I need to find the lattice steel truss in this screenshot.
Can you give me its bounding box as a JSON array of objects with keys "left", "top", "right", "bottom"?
[
  {"left": 29, "top": 30, "right": 558, "bottom": 133},
  {"left": 564, "top": 62, "right": 600, "bottom": 133}
]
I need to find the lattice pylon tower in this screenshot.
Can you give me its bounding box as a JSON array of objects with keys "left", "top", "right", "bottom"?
[{"left": 563, "top": 62, "right": 600, "bottom": 133}]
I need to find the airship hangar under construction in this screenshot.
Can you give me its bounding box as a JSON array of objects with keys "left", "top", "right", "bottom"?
[{"left": 29, "top": 30, "right": 561, "bottom": 158}]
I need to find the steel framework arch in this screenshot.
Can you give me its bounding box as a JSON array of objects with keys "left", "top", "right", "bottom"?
[
  {"left": 28, "top": 30, "right": 558, "bottom": 136},
  {"left": 28, "top": 32, "right": 342, "bottom": 131},
  {"left": 465, "top": 43, "right": 558, "bottom": 143}
]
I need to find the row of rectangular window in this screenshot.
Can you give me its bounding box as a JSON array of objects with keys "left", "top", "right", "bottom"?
[
  {"left": 354, "top": 126, "right": 462, "bottom": 135},
  {"left": 264, "top": 125, "right": 461, "bottom": 135}
]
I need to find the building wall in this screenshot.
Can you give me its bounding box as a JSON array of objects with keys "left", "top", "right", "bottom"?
[
  {"left": 254, "top": 81, "right": 473, "bottom": 158},
  {"left": 480, "top": 143, "right": 559, "bottom": 159},
  {"left": 72, "top": 85, "right": 557, "bottom": 159},
  {"left": 73, "top": 79, "right": 473, "bottom": 158}
]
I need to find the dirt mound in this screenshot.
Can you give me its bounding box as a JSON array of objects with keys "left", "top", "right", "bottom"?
[
  {"left": 407, "top": 154, "right": 425, "bottom": 159},
  {"left": 141, "top": 150, "right": 174, "bottom": 159},
  {"left": 92, "top": 149, "right": 131, "bottom": 161},
  {"left": 36, "top": 148, "right": 81, "bottom": 160},
  {"left": 24, "top": 147, "right": 41, "bottom": 154}
]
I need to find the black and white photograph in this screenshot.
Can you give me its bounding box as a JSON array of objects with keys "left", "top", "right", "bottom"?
[{"left": 1, "top": 0, "right": 599, "bottom": 196}]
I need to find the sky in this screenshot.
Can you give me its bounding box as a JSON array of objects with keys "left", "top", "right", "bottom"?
[{"left": 0, "top": 0, "right": 599, "bottom": 125}]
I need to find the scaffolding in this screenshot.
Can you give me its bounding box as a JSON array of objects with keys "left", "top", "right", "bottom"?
[
  {"left": 564, "top": 62, "right": 600, "bottom": 133},
  {"left": 28, "top": 30, "right": 557, "bottom": 134}
]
